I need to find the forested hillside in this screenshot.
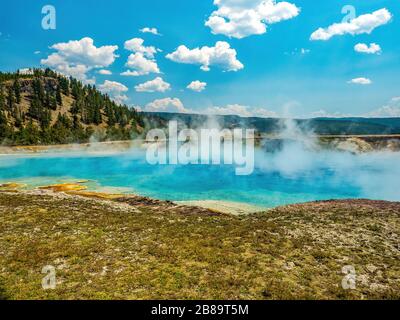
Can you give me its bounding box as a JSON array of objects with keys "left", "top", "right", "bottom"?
[
  {"left": 144, "top": 112, "right": 400, "bottom": 135},
  {"left": 0, "top": 69, "right": 145, "bottom": 145}
]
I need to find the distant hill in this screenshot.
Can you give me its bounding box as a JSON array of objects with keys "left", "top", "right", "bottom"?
[
  {"left": 0, "top": 69, "right": 145, "bottom": 145},
  {"left": 143, "top": 112, "right": 400, "bottom": 136}
]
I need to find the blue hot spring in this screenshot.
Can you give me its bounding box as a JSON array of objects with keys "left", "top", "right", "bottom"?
[{"left": 0, "top": 144, "right": 399, "bottom": 209}]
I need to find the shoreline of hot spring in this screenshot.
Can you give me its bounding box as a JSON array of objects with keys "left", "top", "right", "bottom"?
[
  {"left": 1, "top": 134, "right": 400, "bottom": 155},
  {"left": 0, "top": 180, "right": 266, "bottom": 215}
]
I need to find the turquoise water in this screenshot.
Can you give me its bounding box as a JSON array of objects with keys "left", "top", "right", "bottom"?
[{"left": 1, "top": 147, "right": 399, "bottom": 208}]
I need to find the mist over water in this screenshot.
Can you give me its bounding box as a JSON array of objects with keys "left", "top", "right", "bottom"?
[
  {"left": 1, "top": 119, "right": 399, "bottom": 208},
  {"left": 255, "top": 119, "right": 400, "bottom": 202},
  {"left": 255, "top": 142, "right": 400, "bottom": 202}
]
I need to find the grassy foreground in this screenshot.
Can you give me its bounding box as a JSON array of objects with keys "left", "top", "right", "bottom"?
[{"left": 0, "top": 191, "right": 399, "bottom": 300}]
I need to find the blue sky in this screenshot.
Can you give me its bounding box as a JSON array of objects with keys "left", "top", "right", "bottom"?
[{"left": 0, "top": 0, "right": 399, "bottom": 118}]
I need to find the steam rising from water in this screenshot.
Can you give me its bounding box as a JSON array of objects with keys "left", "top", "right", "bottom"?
[
  {"left": 1, "top": 117, "right": 400, "bottom": 206},
  {"left": 255, "top": 118, "right": 400, "bottom": 201}
]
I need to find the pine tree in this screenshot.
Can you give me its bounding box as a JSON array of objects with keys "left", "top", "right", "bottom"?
[
  {"left": 13, "top": 106, "right": 23, "bottom": 128},
  {"left": 51, "top": 94, "right": 57, "bottom": 111},
  {"left": 6, "top": 86, "right": 15, "bottom": 111},
  {"left": 0, "top": 87, "right": 7, "bottom": 127},
  {"left": 0, "top": 85, "right": 5, "bottom": 111},
  {"left": 105, "top": 103, "right": 116, "bottom": 126},
  {"left": 0, "top": 110, "right": 9, "bottom": 140},
  {"left": 33, "top": 78, "right": 45, "bottom": 103},
  {"left": 13, "top": 79, "right": 21, "bottom": 104},
  {"left": 56, "top": 85, "right": 62, "bottom": 105},
  {"left": 0, "top": 109, "right": 6, "bottom": 125},
  {"left": 45, "top": 91, "right": 51, "bottom": 109},
  {"left": 59, "top": 77, "right": 70, "bottom": 96},
  {"left": 39, "top": 108, "right": 52, "bottom": 130},
  {"left": 93, "top": 105, "right": 102, "bottom": 125},
  {"left": 70, "top": 101, "right": 79, "bottom": 115},
  {"left": 72, "top": 114, "right": 79, "bottom": 130},
  {"left": 28, "top": 97, "right": 42, "bottom": 121},
  {"left": 22, "top": 120, "right": 41, "bottom": 145}
]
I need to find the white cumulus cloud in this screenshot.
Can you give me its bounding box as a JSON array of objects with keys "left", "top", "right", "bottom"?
[
  {"left": 354, "top": 43, "right": 382, "bottom": 54},
  {"left": 41, "top": 37, "right": 118, "bottom": 83},
  {"left": 122, "top": 38, "right": 161, "bottom": 76},
  {"left": 99, "top": 80, "right": 128, "bottom": 94},
  {"left": 310, "top": 8, "right": 392, "bottom": 41},
  {"left": 348, "top": 77, "right": 372, "bottom": 85},
  {"left": 309, "top": 98, "right": 400, "bottom": 118},
  {"left": 366, "top": 97, "right": 400, "bottom": 117},
  {"left": 98, "top": 69, "right": 112, "bottom": 75},
  {"left": 135, "top": 77, "right": 171, "bottom": 93},
  {"left": 142, "top": 100, "right": 279, "bottom": 117},
  {"left": 205, "top": 0, "right": 300, "bottom": 39},
  {"left": 124, "top": 38, "right": 159, "bottom": 58},
  {"left": 309, "top": 110, "right": 352, "bottom": 118},
  {"left": 187, "top": 80, "right": 207, "bottom": 92},
  {"left": 205, "top": 104, "right": 278, "bottom": 118},
  {"left": 122, "top": 53, "right": 160, "bottom": 76},
  {"left": 98, "top": 80, "right": 129, "bottom": 105},
  {"left": 139, "top": 27, "right": 162, "bottom": 36},
  {"left": 145, "top": 98, "right": 189, "bottom": 113},
  {"left": 166, "top": 41, "right": 243, "bottom": 72}
]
